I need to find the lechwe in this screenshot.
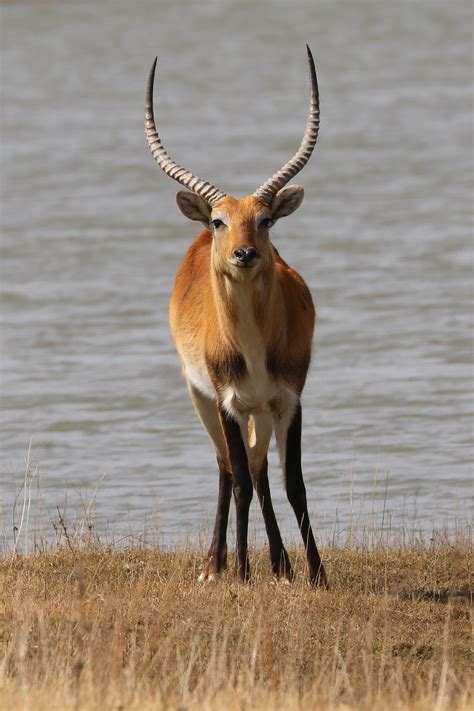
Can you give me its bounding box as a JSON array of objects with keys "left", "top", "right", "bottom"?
[{"left": 144, "top": 47, "right": 327, "bottom": 587}]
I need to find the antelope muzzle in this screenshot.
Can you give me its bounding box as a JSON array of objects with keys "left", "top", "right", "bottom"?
[{"left": 232, "top": 247, "right": 259, "bottom": 267}]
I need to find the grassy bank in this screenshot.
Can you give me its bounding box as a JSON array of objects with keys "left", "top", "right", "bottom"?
[{"left": 0, "top": 542, "right": 472, "bottom": 710}]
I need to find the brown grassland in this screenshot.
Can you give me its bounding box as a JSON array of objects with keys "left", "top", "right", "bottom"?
[{"left": 0, "top": 536, "right": 472, "bottom": 711}]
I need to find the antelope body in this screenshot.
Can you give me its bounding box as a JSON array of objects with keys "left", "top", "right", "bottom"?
[{"left": 145, "top": 48, "right": 327, "bottom": 586}]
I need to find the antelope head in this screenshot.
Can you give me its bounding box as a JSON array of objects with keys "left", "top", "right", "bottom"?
[{"left": 144, "top": 47, "right": 320, "bottom": 281}]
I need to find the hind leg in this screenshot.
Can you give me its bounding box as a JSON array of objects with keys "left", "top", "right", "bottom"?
[
  {"left": 273, "top": 401, "right": 327, "bottom": 588},
  {"left": 249, "top": 414, "right": 293, "bottom": 582}
]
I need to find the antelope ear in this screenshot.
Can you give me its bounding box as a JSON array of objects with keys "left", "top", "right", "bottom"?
[
  {"left": 176, "top": 191, "right": 211, "bottom": 226},
  {"left": 270, "top": 185, "right": 304, "bottom": 223}
]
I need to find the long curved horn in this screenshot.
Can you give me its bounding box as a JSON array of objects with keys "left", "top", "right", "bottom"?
[
  {"left": 254, "top": 45, "right": 320, "bottom": 205},
  {"left": 144, "top": 58, "right": 226, "bottom": 205}
]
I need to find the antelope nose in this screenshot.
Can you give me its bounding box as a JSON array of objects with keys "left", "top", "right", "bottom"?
[{"left": 233, "top": 247, "right": 258, "bottom": 264}]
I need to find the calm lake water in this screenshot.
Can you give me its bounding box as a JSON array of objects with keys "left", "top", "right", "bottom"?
[{"left": 1, "top": 0, "right": 472, "bottom": 549}]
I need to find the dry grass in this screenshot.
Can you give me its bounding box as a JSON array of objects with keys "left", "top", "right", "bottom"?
[{"left": 0, "top": 540, "right": 472, "bottom": 711}]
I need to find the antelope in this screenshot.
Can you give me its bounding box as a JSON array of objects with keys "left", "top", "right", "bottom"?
[{"left": 144, "top": 46, "right": 327, "bottom": 587}]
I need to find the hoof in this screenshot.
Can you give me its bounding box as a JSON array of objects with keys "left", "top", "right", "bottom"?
[
  {"left": 198, "top": 570, "right": 221, "bottom": 583},
  {"left": 198, "top": 549, "right": 227, "bottom": 583},
  {"left": 271, "top": 565, "right": 294, "bottom": 586},
  {"left": 271, "top": 575, "right": 293, "bottom": 587},
  {"left": 233, "top": 567, "right": 251, "bottom": 585},
  {"left": 310, "top": 565, "right": 329, "bottom": 589},
  {"left": 233, "top": 575, "right": 251, "bottom": 585}
]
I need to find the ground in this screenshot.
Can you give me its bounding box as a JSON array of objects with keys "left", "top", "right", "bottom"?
[{"left": 0, "top": 542, "right": 472, "bottom": 710}]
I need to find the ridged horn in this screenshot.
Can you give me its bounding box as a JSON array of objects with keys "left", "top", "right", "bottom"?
[
  {"left": 144, "top": 58, "right": 226, "bottom": 205},
  {"left": 254, "top": 45, "right": 320, "bottom": 205}
]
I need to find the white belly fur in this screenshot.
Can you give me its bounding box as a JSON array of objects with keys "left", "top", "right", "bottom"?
[{"left": 182, "top": 357, "right": 216, "bottom": 400}]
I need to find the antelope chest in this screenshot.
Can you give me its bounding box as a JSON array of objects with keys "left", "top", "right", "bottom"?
[
  {"left": 221, "top": 350, "right": 278, "bottom": 417},
  {"left": 182, "top": 342, "right": 281, "bottom": 415},
  {"left": 181, "top": 288, "right": 297, "bottom": 419},
  {"left": 219, "top": 300, "right": 296, "bottom": 419}
]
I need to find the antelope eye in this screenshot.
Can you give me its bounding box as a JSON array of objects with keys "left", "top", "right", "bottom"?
[
  {"left": 211, "top": 219, "right": 224, "bottom": 229},
  {"left": 259, "top": 217, "right": 273, "bottom": 229}
]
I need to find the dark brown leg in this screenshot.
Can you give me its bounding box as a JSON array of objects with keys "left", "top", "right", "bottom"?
[
  {"left": 219, "top": 408, "right": 253, "bottom": 583},
  {"left": 285, "top": 403, "right": 328, "bottom": 588},
  {"left": 254, "top": 457, "right": 293, "bottom": 581},
  {"left": 199, "top": 458, "right": 232, "bottom": 581}
]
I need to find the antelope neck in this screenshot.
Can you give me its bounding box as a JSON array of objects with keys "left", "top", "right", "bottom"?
[{"left": 211, "top": 262, "right": 280, "bottom": 354}]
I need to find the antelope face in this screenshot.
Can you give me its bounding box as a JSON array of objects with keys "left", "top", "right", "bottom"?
[{"left": 176, "top": 187, "right": 305, "bottom": 281}]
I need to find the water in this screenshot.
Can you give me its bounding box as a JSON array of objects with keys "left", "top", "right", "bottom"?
[{"left": 1, "top": 0, "right": 472, "bottom": 548}]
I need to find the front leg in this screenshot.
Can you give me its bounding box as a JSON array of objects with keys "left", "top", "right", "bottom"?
[
  {"left": 219, "top": 407, "right": 253, "bottom": 583},
  {"left": 199, "top": 457, "right": 232, "bottom": 581},
  {"left": 186, "top": 382, "right": 233, "bottom": 581}
]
